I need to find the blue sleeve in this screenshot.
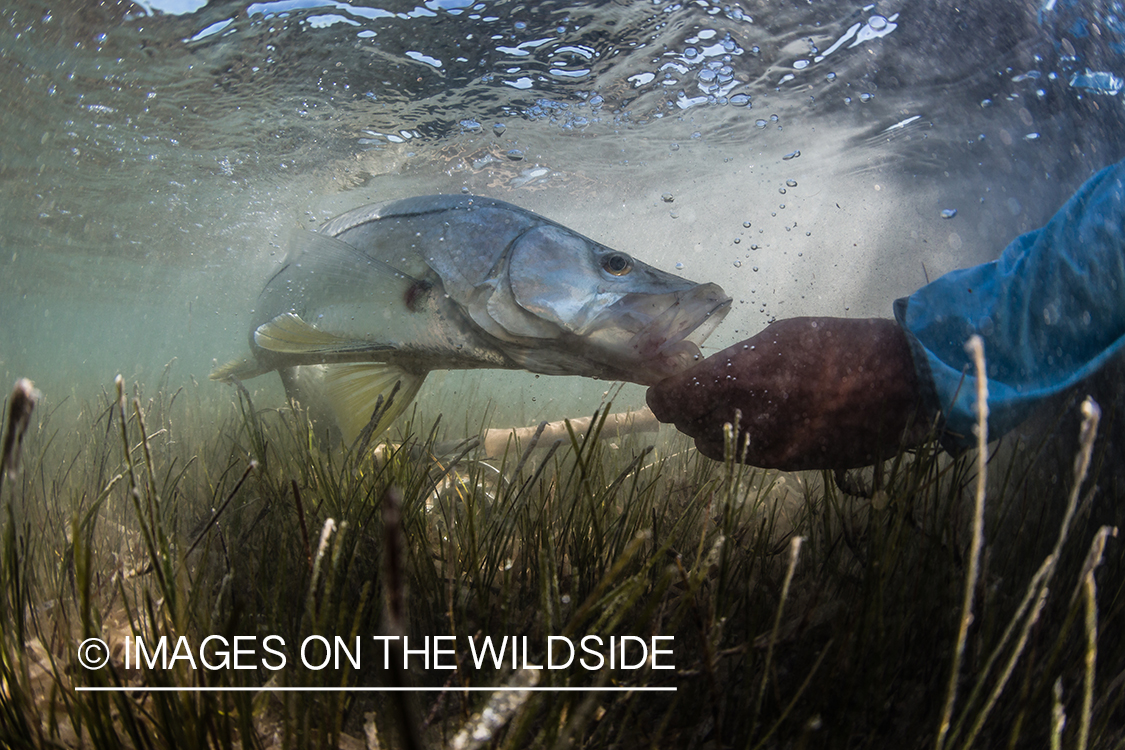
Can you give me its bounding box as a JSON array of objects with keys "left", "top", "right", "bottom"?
[{"left": 893, "top": 160, "right": 1125, "bottom": 448}]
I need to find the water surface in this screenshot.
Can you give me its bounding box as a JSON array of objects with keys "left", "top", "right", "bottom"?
[{"left": 3, "top": 0, "right": 1123, "bottom": 429}]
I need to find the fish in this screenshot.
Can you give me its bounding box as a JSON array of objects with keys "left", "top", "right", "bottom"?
[{"left": 211, "top": 194, "right": 730, "bottom": 443}]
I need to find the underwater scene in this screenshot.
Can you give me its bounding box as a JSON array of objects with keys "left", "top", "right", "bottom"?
[{"left": 2, "top": 0, "right": 1125, "bottom": 747}]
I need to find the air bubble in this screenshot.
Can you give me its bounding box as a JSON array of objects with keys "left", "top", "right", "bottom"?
[{"left": 786, "top": 179, "right": 797, "bottom": 187}]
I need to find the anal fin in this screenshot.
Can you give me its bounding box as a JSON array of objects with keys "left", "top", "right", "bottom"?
[{"left": 321, "top": 363, "right": 428, "bottom": 445}]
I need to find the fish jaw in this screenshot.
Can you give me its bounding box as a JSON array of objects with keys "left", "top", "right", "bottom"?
[{"left": 576, "top": 282, "right": 732, "bottom": 385}]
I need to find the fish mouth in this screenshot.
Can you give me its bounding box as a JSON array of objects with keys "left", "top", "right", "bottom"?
[{"left": 582, "top": 282, "right": 732, "bottom": 386}]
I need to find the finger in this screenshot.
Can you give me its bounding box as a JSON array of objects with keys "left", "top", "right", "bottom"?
[
  {"left": 645, "top": 380, "right": 680, "bottom": 424},
  {"left": 694, "top": 435, "right": 726, "bottom": 462}
]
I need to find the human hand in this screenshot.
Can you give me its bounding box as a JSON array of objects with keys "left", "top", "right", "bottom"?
[{"left": 646, "top": 317, "right": 932, "bottom": 470}]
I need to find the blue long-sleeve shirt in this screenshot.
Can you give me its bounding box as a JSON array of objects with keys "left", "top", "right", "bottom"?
[{"left": 894, "top": 160, "right": 1125, "bottom": 447}]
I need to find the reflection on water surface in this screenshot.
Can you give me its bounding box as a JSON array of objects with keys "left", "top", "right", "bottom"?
[{"left": 1, "top": 0, "right": 1123, "bottom": 424}]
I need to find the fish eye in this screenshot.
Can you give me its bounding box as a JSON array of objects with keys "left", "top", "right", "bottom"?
[{"left": 601, "top": 253, "right": 633, "bottom": 276}]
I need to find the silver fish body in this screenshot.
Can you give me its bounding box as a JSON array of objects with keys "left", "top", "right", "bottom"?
[{"left": 214, "top": 195, "right": 730, "bottom": 442}]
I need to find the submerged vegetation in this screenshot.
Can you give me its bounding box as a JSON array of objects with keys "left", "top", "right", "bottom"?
[{"left": 0, "top": 364, "right": 1123, "bottom": 749}]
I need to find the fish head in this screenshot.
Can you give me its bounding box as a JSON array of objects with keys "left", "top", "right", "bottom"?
[{"left": 501, "top": 225, "right": 731, "bottom": 385}]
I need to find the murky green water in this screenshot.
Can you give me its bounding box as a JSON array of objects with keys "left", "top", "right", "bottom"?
[{"left": 3, "top": 0, "right": 1123, "bottom": 431}]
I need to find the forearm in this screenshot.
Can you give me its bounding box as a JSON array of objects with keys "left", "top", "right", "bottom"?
[{"left": 895, "top": 160, "right": 1125, "bottom": 447}]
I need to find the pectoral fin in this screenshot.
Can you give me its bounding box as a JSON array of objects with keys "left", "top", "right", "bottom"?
[
  {"left": 210, "top": 357, "right": 269, "bottom": 382},
  {"left": 254, "top": 313, "right": 357, "bottom": 354},
  {"left": 321, "top": 363, "right": 427, "bottom": 445}
]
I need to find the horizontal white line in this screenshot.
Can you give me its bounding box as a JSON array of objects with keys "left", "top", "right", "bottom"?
[{"left": 76, "top": 686, "right": 676, "bottom": 693}]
